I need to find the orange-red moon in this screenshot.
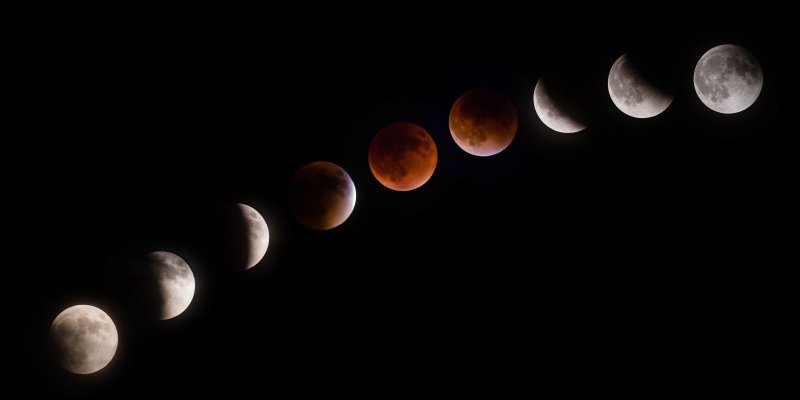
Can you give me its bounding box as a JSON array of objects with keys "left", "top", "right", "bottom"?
[
  {"left": 449, "top": 88, "right": 518, "bottom": 157},
  {"left": 368, "top": 122, "right": 437, "bottom": 191}
]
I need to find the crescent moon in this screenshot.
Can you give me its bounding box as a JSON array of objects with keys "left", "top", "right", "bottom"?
[
  {"left": 607, "top": 53, "right": 673, "bottom": 118},
  {"left": 533, "top": 77, "right": 587, "bottom": 133},
  {"left": 237, "top": 203, "right": 269, "bottom": 269}
]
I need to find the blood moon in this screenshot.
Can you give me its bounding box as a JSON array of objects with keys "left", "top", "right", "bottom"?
[
  {"left": 449, "top": 88, "right": 518, "bottom": 157},
  {"left": 368, "top": 122, "right": 437, "bottom": 191}
]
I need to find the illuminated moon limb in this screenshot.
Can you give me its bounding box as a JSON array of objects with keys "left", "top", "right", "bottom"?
[
  {"left": 449, "top": 88, "right": 518, "bottom": 156},
  {"left": 290, "top": 161, "right": 356, "bottom": 230}
]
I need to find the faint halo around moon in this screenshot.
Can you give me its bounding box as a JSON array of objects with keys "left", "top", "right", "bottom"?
[
  {"left": 50, "top": 305, "right": 118, "bottom": 374},
  {"left": 369, "top": 122, "right": 437, "bottom": 191},
  {"left": 533, "top": 77, "right": 587, "bottom": 133},
  {"left": 449, "top": 88, "right": 518, "bottom": 156},
  {"left": 237, "top": 203, "right": 269, "bottom": 269},
  {"left": 694, "top": 44, "right": 763, "bottom": 114},
  {"left": 290, "top": 161, "right": 356, "bottom": 230},
  {"left": 608, "top": 53, "right": 673, "bottom": 118}
]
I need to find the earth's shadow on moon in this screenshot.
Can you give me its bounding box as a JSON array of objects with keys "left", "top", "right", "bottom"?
[
  {"left": 429, "top": 60, "right": 534, "bottom": 184},
  {"left": 621, "top": 51, "right": 676, "bottom": 98},
  {"left": 104, "top": 248, "right": 198, "bottom": 324},
  {"left": 535, "top": 68, "right": 595, "bottom": 133},
  {"left": 345, "top": 98, "right": 456, "bottom": 216}
]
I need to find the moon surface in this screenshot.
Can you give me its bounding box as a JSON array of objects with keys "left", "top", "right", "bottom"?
[
  {"left": 290, "top": 161, "right": 356, "bottom": 230},
  {"left": 694, "top": 44, "right": 763, "bottom": 114},
  {"left": 50, "top": 305, "right": 118, "bottom": 374},
  {"left": 147, "top": 251, "right": 195, "bottom": 320},
  {"left": 369, "top": 122, "right": 437, "bottom": 191},
  {"left": 238, "top": 203, "right": 269, "bottom": 269},
  {"left": 533, "top": 77, "right": 587, "bottom": 133},
  {"left": 449, "top": 88, "right": 518, "bottom": 156},
  {"left": 608, "top": 53, "right": 673, "bottom": 118}
]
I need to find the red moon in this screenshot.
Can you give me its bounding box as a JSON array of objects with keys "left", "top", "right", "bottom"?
[
  {"left": 449, "top": 88, "right": 518, "bottom": 157},
  {"left": 368, "top": 122, "right": 437, "bottom": 191},
  {"left": 290, "top": 161, "right": 356, "bottom": 230}
]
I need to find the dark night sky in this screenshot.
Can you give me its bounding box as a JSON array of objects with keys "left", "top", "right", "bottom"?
[{"left": 10, "top": 7, "right": 794, "bottom": 397}]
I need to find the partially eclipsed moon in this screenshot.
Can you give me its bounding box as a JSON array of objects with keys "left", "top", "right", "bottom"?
[
  {"left": 533, "top": 77, "right": 587, "bottom": 133},
  {"left": 369, "top": 122, "right": 437, "bottom": 191},
  {"left": 449, "top": 88, "right": 518, "bottom": 156},
  {"left": 147, "top": 251, "right": 195, "bottom": 320},
  {"left": 694, "top": 44, "right": 763, "bottom": 114},
  {"left": 290, "top": 161, "right": 356, "bottom": 230},
  {"left": 237, "top": 203, "right": 269, "bottom": 269},
  {"left": 50, "top": 305, "right": 118, "bottom": 374},
  {"left": 608, "top": 53, "right": 673, "bottom": 118}
]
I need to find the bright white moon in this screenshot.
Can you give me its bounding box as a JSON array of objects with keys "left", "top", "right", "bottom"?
[
  {"left": 50, "top": 305, "right": 118, "bottom": 374},
  {"left": 238, "top": 203, "right": 269, "bottom": 270},
  {"left": 147, "top": 251, "right": 195, "bottom": 320},
  {"left": 694, "top": 44, "right": 763, "bottom": 114}
]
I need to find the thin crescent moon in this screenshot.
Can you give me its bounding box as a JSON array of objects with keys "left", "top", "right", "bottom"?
[{"left": 238, "top": 203, "right": 270, "bottom": 269}]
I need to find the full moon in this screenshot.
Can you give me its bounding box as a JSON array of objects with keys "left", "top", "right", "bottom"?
[
  {"left": 50, "top": 305, "right": 118, "bottom": 374},
  {"left": 608, "top": 53, "right": 673, "bottom": 118},
  {"left": 694, "top": 44, "right": 763, "bottom": 114},
  {"left": 238, "top": 203, "right": 269, "bottom": 269},
  {"left": 368, "top": 122, "right": 437, "bottom": 191},
  {"left": 449, "top": 88, "right": 518, "bottom": 156},
  {"left": 147, "top": 251, "right": 195, "bottom": 320},
  {"left": 533, "top": 77, "right": 587, "bottom": 133},
  {"left": 290, "top": 161, "right": 356, "bottom": 230}
]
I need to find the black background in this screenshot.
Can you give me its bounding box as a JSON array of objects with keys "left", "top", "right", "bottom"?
[{"left": 11, "top": 6, "right": 794, "bottom": 397}]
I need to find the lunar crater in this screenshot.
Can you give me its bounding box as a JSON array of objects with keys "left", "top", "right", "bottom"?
[
  {"left": 449, "top": 88, "right": 518, "bottom": 156},
  {"left": 51, "top": 305, "right": 118, "bottom": 374},
  {"left": 369, "top": 123, "right": 437, "bottom": 191},
  {"left": 607, "top": 53, "right": 673, "bottom": 118},
  {"left": 693, "top": 44, "right": 762, "bottom": 114}
]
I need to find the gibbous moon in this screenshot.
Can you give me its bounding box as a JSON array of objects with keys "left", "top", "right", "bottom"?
[
  {"left": 533, "top": 77, "right": 587, "bottom": 133},
  {"left": 290, "top": 161, "right": 356, "bottom": 230},
  {"left": 694, "top": 44, "right": 763, "bottom": 114},
  {"left": 147, "top": 251, "right": 195, "bottom": 320},
  {"left": 237, "top": 203, "right": 269, "bottom": 269},
  {"left": 368, "top": 122, "right": 437, "bottom": 191},
  {"left": 449, "top": 88, "right": 518, "bottom": 156},
  {"left": 50, "top": 305, "right": 118, "bottom": 374},
  {"left": 608, "top": 53, "right": 673, "bottom": 118}
]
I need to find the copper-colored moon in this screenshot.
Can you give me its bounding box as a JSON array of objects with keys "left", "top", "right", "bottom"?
[
  {"left": 368, "top": 122, "right": 437, "bottom": 191},
  {"left": 449, "top": 88, "right": 518, "bottom": 157},
  {"left": 290, "top": 161, "right": 356, "bottom": 230}
]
